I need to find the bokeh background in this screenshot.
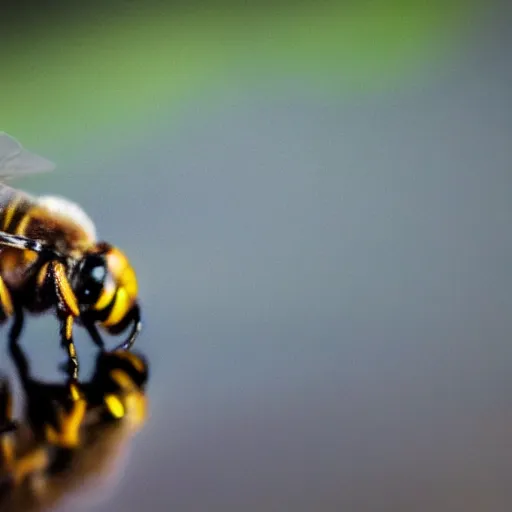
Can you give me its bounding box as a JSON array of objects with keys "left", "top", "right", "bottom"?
[{"left": 2, "top": 0, "right": 512, "bottom": 510}]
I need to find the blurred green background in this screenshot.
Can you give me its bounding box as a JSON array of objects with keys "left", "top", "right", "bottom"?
[
  {"left": 3, "top": 2, "right": 512, "bottom": 512},
  {"left": 3, "top": 0, "right": 476, "bottom": 153}
]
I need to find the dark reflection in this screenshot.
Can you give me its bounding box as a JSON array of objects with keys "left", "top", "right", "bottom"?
[{"left": 0, "top": 336, "right": 150, "bottom": 512}]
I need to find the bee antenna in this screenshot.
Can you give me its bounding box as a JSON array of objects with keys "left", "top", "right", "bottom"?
[{"left": 113, "top": 304, "right": 141, "bottom": 351}]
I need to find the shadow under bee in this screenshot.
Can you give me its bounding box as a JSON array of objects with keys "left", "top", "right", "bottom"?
[{"left": 0, "top": 342, "right": 150, "bottom": 512}]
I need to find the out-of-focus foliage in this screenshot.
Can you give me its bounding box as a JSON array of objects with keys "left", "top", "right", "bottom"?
[{"left": 1, "top": 0, "right": 479, "bottom": 149}]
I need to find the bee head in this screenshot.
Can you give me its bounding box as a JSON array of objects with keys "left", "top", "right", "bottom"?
[{"left": 73, "top": 242, "right": 141, "bottom": 345}]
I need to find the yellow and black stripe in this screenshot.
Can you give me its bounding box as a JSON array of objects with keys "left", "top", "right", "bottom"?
[{"left": 0, "top": 346, "right": 149, "bottom": 492}]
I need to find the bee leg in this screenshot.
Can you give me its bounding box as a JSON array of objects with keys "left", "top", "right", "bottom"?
[
  {"left": 84, "top": 321, "right": 105, "bottom": 350},
  {"left": 7, "top": 308, "right": 30, "bottom": 384},
  {"left": 48, "top": 261, "right": 80, "bottom": 318},
  {"left": 0, "top": 275, "right": 14, "bottom": 324},
  {"left": 3, "top": 295, "right": 24, "bottom": 443},
  {"left": 59, "top": 316, "right": 79, "bottom": 381},
  {"left": 112, "top": 303, "right": 142, "bottom": 352},
  {"left": 46, "top": 261, "right": 80, "bottom": 380}
]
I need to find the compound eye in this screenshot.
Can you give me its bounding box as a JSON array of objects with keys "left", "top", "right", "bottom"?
[{"left": 77, "top": 254, "right": 107, "bottom": 305}]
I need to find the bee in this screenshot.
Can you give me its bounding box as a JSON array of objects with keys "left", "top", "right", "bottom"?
[
  {"left": 0, "top": 341, "right": 149, "bottom": 510},
  {"left": 0, "top": 133, "right": 141, "bottom": 379}
]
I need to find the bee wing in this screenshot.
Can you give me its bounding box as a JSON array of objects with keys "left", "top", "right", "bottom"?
[{"left": 0, "top": 132, "right": 56, "bottom": 181}]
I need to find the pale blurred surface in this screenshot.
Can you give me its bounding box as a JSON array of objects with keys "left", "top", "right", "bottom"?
[{"left": 1, "top": 1, "right": 512, "bottom": 511}]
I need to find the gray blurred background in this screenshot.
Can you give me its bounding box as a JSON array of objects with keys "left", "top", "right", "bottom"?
[{"left": 1, "top": 0, "right": 512, "bottom": 510}]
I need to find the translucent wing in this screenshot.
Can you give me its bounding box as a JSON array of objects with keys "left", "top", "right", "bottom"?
[{"left": 0, "top": 132, "right": 55, "bottom": 181}]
